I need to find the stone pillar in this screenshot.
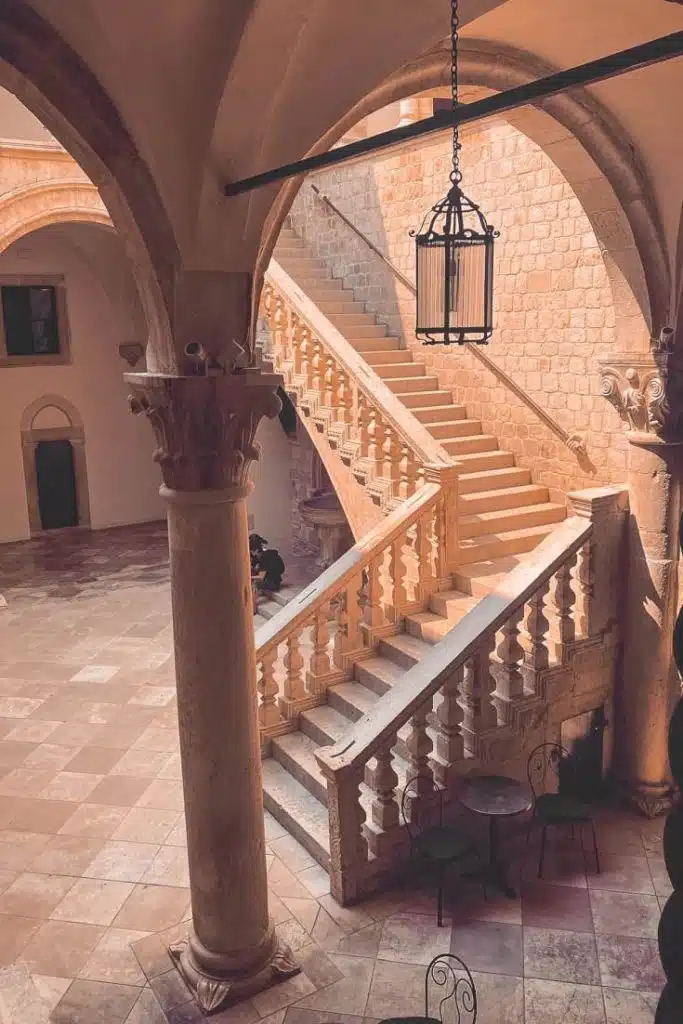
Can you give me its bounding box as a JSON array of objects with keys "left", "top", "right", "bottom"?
[
  {"left": 600, "top": 337, "right": 683, "bottom": 815},
  {"left": 127, "top": 370, "right": 300, "bottom": 1014}
]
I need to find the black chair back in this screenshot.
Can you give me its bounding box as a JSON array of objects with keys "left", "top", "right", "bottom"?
[
  {"left": 527, "top": 742, "right": 575, "bottom": 804},
  {"left": 425, "top": 953, "right": 477, "bottom": 1023},
  {"left": 401, "top": 774, "right": 445, "bottom": 845}
]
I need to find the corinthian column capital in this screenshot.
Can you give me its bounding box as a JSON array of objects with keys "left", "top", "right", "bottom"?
[
  {"left": 599, "top": 330, "right": 683, "bottom": 443},
  {"left": 126, "top": 369, "right": 282, "bottom": 492}
]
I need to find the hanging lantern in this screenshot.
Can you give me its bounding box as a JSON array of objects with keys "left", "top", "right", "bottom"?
[{"left": 412, "top": 0, "right": 498, "bottom": 345}]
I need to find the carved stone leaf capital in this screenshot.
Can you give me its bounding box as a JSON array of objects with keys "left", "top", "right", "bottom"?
[
  {"left": 599, "top": 344, "right": 683, "bottom": 440},
  {"left": 126, "top": 371, "right": 282, "bottom": 491}
]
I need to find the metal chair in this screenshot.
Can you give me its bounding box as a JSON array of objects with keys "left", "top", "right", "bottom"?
[
  {"left": 526, "top": 742, "right": 601, "bottom": 878},
  {"left": 379, "top": 952, "right": 477, "bottom": 1024},
  {"left": 401, "top": 774, "right": 483, "bottom": 927}
]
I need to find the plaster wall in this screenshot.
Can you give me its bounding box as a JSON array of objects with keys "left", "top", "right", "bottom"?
[
  {"left": 248, "top": 413, "right": 294, "bottom": 547},
  {"left": 289, "top": 117, "right": 631, "bottom": 496}
]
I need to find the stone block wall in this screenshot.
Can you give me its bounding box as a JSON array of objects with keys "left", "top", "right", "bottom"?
[{"left": 288, "top": 119, "right": 634, "bottom": 496}]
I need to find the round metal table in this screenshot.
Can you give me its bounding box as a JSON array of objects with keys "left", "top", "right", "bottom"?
[{"left": 459, "top": 775, "right": 532, "bottom": 899}]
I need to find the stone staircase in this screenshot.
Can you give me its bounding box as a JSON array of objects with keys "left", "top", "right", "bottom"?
[{"left": 259, "top": 224, "right": 569, "bottom": 871}]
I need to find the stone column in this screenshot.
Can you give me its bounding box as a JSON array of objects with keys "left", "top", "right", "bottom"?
[
  {"left": 127, "top": 370, "right": 300, "bottom": 1014},
  {"left": 600, "top": 336, "right": 683, "bottom": 815}
]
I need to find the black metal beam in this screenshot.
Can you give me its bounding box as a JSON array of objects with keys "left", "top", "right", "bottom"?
[{"left": 224, "top": 31, "right": 683, "bottom": 198}]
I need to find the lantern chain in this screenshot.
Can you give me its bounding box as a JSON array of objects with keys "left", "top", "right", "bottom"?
[{"left": 450, "top": 0, "right": 462, "bottom": 185}]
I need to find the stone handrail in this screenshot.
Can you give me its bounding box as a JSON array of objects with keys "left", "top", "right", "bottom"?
[
  {"left": 255, "top": 476, "right": 458, "bottom": 742},
  {"left": 306, "top": 183, "right": 587, "bottom": 456},
  {"left": 315, "top": 514, "right": 596, "bottom": 902},
  {"left": 264, "top": 260, "right": 451, "bottom": 478}
]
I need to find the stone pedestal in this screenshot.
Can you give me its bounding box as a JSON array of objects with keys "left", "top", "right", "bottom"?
[
  {"left": 127, "top": 371, "right": 300, "bottom": 1014},
  {"left": 299, "top": 490, "right": 351, "bottom": 569}
]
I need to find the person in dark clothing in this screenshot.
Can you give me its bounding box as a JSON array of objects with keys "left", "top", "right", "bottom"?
[
  {"left": 249, "top": 533, "right": 268, "bottom": 575},
  {"left": 254, "top": 548, "right": 286, "bottom": 593}
]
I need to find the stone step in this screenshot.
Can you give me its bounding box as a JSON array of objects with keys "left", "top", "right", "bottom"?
[
  {"left": 400, "top": 390, "right": 453, "bottom": 409},
  {"left": 458, "top": 465, "right": 532, "bottom": 494},
  {"left": 347, "top": 336, "right": 401, "bottom": 352},
  {"left": 441, "top": 434, "right": 499, "bottom": 456},
  {"left": 328, "top": 312, "right": 380, "bottom": 328},
  {"left": 372, "top": 362, "right": 426, "bottom": 379},
  {"left": 271, "top": 730, "right": 329, "bottom": 805},
  {"left": 345, "top": 324, "right": 390, "bottom": 339},
  {"left": 302, "top": 282, "right": 346, "bottom": 297},
  {"left": 354, "top": 655, "right": 404, "bottom": 695},
  {"left": 359, "top": 348, "right": 411, "bottom": 365},
  {"left": 459, "top": 501, "right": 566, "bottom": 540},
  {"left": 378, "top": 631, "right": 433, "bottom": 669},
  {"left": 387, "top": 375, "right": 439, "bottom": 394},
  {"left": 279, "top": 256, "right": 327, "bottom": 274},
  {"left": 453, "top": 557, "right": 523, "bottom": 597},
  {"left": 459, "top": 483, "right": 549, "bottom": 514},
  {"left": 427, "top": 418, "right": 483, "bottom": 439},
  {"left": 261, "top": 757, "right": 330, "bottom": 869},
  {"left": 315, "top": 298, "right": 367, "bottom": 315},
  {"left": 413, "top": 403, "right": 466, "bottom": 423},
  {"left": 450, "top": 450, "right": 516, "bottom": 473},
  {"left": 429, "top": 588, "right": 481, "bottom": 619},
  {"left": 300, "top": 703, "right": 352, "bottom": 746},
  {"left": 294, "top": 267, "right": 332, "bottom": 281},
  {"left": 458, "top": 523, "right": 555, "bottom": 565},
  {"left": 327, "top": 679, "right": 380, "bottom": 720},
  {"left": 405, "top": 610, "right": 457, "bottom": 644}
]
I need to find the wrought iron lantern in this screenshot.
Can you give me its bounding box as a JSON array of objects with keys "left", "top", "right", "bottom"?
[{"left": 413, "top": 0, "right": 497, "bottom": 345}]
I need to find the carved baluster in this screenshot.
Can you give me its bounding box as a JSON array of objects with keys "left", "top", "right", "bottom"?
[
  {"left": 324, "top": 354, "right": 339, "bottom": 408},
  {"left": 370, "top": 739, "right": 399, "bottom": 832},
  {"left": 576, "top": 539, "right": 595, "bottom": 637},
  {"left": 362, "top": 555, "right": 384, "bottom": 631},
  {"left": 291, "top": 312, "right": 304, "bottom": 376},
  {"left": 433, "top": 665, "right": 464, "bottom": 788},
  {"left": 495, "top": 606, "right": 526, "bottom": 719},
  {"left": 356, "top": 393, "right": 372, "bottom": 457},
  {"left": 459, "top": 633, "right": 497, "bottom": 758},
  {"left": 262, "top": 284, "right": 273, "bottom": 326},
  {"left": 382, "top": 427, "right": 402, "bottom": 486},
  {"left": 367, "top": 410, "right": 386, "bottom": 474},
  {"left": 337, "top": 370, "right": 353, "bottom": 424},
  {"left": 311, "top": 338, "right": 324, "bottom": 395},
  {"left": 433, "top": 489, "right": 449, "bottom": 581},
  {"left": 416, "top": 508, "right": 436, "bottom": 597},
  {"left": 271, "top": 293, "right": 286, "bottom": 363},
  {"left": 280, "top": 627, "right": 306, "bottom": 715},
  {"left": 299, "top": 324, "right": 312, "bottom": 388},
  {"left": 549, "top": 554, "right": 577, "bottom": 661},
  {"left": 404, "top": 704, "right": 434, "bottom": 814},
  {"left": 256, "top": 649, "right": 281, "bottom": 730},
  {"left": 389, "top": 532, "right": 409, "bottom": 618},
  {"left": 333, "top": 574, "right": 363, "bottom": 669},
  {"left": 522, "top": 580, "right": 550, "bottom": 688},
  {"left": 323, "top": 765, "right": 368, "bottom": 905},
  {"left": 307, "top": 601, "right": 332, "bottom": 695}
]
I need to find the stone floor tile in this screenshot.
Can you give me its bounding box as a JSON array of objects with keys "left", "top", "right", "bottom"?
[
  {"left": 23, "top": 743, "right": 78, "bottom": 771},
  {"left": 133, "top": 727, "right": 178, "bottom": 753},
  {"left": 29, "top": 834, "right": 106, "bottom": 875},
  {"left": 84, "top": 840, "right": 161, "bottom": 883},
  {"left": 58, "top": 802, "right": 130, "bottom": 838},
  {"left": 521, "top": 880, "right": 593, "bottom": 931},
  {"left": 294, "top": 953, "right": 375, "bottom": 1017},
  {"left": 378, "top": 912, "right": 452, "bottom": 965},
  {"left": 0, "top": 868, "right": 17, "bottom": 894},
  {"left": 449, "top": 920, "right": 523, "bottom": 976},
  {"left": 269, "top": 892, "right": 294, "bottom": 925},
  {"left": 466, "top": 972, "right": 524, "bottom": 1024},
  {"left": 136, "top": 780, "right": 184, "bottom": 811},
  {"left": 4, "top": 720, "right": 60, "bottom": 743},
  {"left": 520, "top": 847, "right": 588, "bottom": 888},
  {"left": 269, "top": 834, "right": 318, "bottom": 874},
  {"left": 646, "top": 854, "right": 674, "bottom": 899},
  {"left": 52, "top": 978, "right": 140, "bottom": 1024},
  {"left": 587, "top": 854, "right": 655, "bottom": 895},
  {"left": 317, "top": 893, "right": 374, "bottom": 934},
  {"left": 141, "top": 846, "right": 190, "bottom": 887},
  {"left": 113, "top": 883, "right": 190, "bottom": 931},
  {"left": 38, "top": 770, "right": 105, "bottom": 802},
  {"left": 164, "top": 819, "right": 188, "bottom": 848},
  {"left": 277, "top": 917, "right": 312, "bottom": 955},
  {"left": 0, "top": 739, "right": 39, "bottom": 768},
  {"left": 0, "top": 768, "right": 57, "bottom": 797},
  {"left": 124, "top": 986, "right": 168, "bottom": 1024},
  {"left": 365, "top": 959, "right": 425, "bottom": 1019},
  {"left": 0, "top": 696, "right": 42, "bottom": 718},
  {"left": 310, "top": 905, "right": 347, "bottom": 952},
  {"left": 449, "top": 883, "right": 523, "bottom": 927},
  {"left": 282, "top": 897, "right": 320, "bottom": 934},
  {"left": 70, "top": 666, "right": 120, "bottom": 684},
  {"left": 602, "top": 987, "right": 660, "bottom": 1023},
  {"left": 50, "top": 877, "right": 135, "bottom": 925},
  {"left": 268, "top": 857, "right": 314, "bottom": 901},
  {"left": 65, "top": 746, "right": 125, "bottom": 774},
  {"left": 18, "top": 919, "right": 105, "bottom": 977},
  {"left": 0, "top": 961, "right": 56, "bottom": 1023},
  {"left": 31, "top": 973, "right": 72, "bottom": 1012},
  {"left": 296, "top": 863, "right": 331, "bottom": 898},
  {"left": 88, "top": 775, "right": 152, "bottom": 806},
  {"left": 0, "top": 913, "right": 41, "bottom": 965},
  {"left": 523, "top": 978, "right": 605, "bottom": 1024},
  {"left": 0, "top": 871, "right": 77, "bottom": 919},
  {"left": 0, "top": 829, "right": 50, "bottom": 869},
  {"left": 336, "top": 922, "right": 383, "bottom": 959},
  {"left": 6, "top": 796, "right": 78, "bottom": 833},
  {"left": 589, "top": 888, "right": 660, "bottom": 938},
  {"left": 111, "top": 749, "right": 173, "bottom": 778},
  {"left": 251, "top": 972, "right": 318, "bottom": 1020},
  {"left": 79, "top": 927, "right": 150, "bottom": 986},
  {"left": 523, "top": 927, "right": 600, "bottom": 985},
  {"left": 595, "top": 934, "right": 666, "bottom": 991},
  {"left": 263, "top": 811, "right": 288, "bottom": 842},
  {"left": 113, "top": 808, "right": 181, "bottom": 844}
]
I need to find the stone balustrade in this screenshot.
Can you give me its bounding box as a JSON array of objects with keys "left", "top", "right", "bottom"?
[
  {"left": 314, "top": 513, "right": 621, "bottom": 904},
  {"left": 262, "top": 261, "right": 452, "bottom": 525}
]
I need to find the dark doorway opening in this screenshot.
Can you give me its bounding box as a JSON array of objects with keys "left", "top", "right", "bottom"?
[{"left": 35, "top": 439, "right": 79, "bottom": 530}]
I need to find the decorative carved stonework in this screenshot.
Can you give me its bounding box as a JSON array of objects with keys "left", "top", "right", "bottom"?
[
  {"left": 126, "top": 370, "right": 282, "bottom": 491},
  {"left": 118, "top": 342, "right": 145, "bottom": 367},
  {"left": 599, "top": 331, "right": 683, "bottom": 441}
]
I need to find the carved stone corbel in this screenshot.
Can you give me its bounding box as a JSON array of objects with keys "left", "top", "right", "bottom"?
[
  {"left": 599, "top": 329, "right": 683, "bottom": 441},
  {"left": 118, "top": 342, "right": 145, "bottom": 368}
]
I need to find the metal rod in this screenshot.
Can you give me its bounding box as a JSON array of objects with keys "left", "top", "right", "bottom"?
[{"left": 224, "top": 31, "right": 683, "bottom": 197}]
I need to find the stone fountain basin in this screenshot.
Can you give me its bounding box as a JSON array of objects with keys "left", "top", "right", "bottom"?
[{"left": 299, "top": 491, "right": 347, "bottom": 526}]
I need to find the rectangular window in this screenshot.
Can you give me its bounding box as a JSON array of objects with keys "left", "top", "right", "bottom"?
[{"left": 2, "top": 284, "right": 60, "bottom": 356}]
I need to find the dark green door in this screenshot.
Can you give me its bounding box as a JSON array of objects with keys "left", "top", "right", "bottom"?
[{"left": 35, "top": 440, "right": 78, "bottom": 530}]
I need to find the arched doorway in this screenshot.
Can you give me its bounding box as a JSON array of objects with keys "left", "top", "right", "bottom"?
[{"left": 20, "top": 395, "right": 90, "bottom": 535}]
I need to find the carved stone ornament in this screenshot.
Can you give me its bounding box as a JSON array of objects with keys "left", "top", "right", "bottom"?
[
  {"left": 126, "top": 370, "right": 282, "bottom": 491},
  {"left": 118, "top": 342, "right": 145, "bottom": 367},
  {"left": 169, "top": 932, "right": 300, "bottom": 1016},
  {"left": 599, "top": 330, "right": 683, "bottom": 441}
]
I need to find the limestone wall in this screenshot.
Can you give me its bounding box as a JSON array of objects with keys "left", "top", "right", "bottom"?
[{"left": 288, "top": 118, "right": 635, "bottom": 497}]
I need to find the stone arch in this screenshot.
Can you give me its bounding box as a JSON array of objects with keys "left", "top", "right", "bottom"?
[
  {"left": 20, "top": 393, "right": 90, "bottom": 534},
  {"left": 257, "top": 39, "right": 665, "bottom": 350},
  {"left": 0, "top": 0, "right": 179, "bottom": 371},
  {"left": 0, "top": 179, "right": 112, "bottom": 254}
]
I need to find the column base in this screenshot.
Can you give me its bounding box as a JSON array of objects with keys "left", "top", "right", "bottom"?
[
  {"left": 620, "top": 778, "right": 676, "bottom": 818},
  {"left": 169, "top": 929, "right": 300, "bottom": 1016}
]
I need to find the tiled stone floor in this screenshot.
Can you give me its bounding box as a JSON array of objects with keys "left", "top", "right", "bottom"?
[{"left": 0, "top": 525, "right": 669, "bottom": 1023}]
